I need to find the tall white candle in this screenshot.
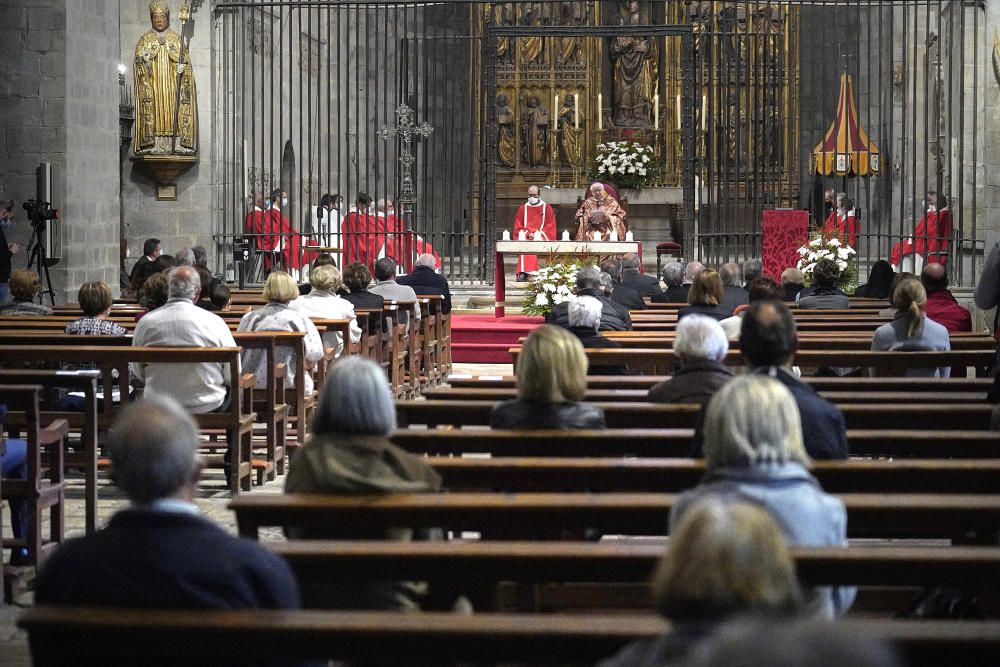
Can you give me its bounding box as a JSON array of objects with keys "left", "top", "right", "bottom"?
[
  {"left": 702, "top": 94, "right": 708, "bottom": 131},
  {"left": 561, "top": 230, "right": 570, "bottom": 241},
  {"left": 653, "top": 93, "right": 659, "bottom": 130},
  {"left": 554, "top": 94, "right": 559, "bottom": 130},
  {"left": 676, "top": 94, "right": 681, "bottom": 131},
  {"left": 598, "top": 94, "right": 603, "bottom": 130},
  {"left": 574, "top": 95, "right": 579, "bottom": 129}
]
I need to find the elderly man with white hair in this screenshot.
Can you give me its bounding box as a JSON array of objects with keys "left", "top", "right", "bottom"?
[
  {"left": 131, "top": 265, "right": 238, "bottom": 413},
  {"left": 397, "top": 253, "right": 452, "bottom": 313},
  {"left": 566, "top": 295, "right": 627, "bottom": 375},
  {"left": 575, "top": 182, "right": 627, "bottom": 241},
  {"left": 35, "top": 396, "right": 300, "bottom": 611},
  {"left": 653, "top": 261, "right": 689, "bottom": 303},
  {"left": 719, "top": 262, "right": 750, "bottom": 313},
  {"left": 648, "top": 314, "right": 732, "bottom": 404}
]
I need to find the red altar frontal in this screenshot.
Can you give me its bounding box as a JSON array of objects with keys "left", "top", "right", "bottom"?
[{"left": 761, "top": 209, "right": 809, "bottom": 280}]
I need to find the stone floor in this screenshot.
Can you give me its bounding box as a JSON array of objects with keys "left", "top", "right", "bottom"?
[{"left": 0, "top": 362, "right": 513, "bottom": 665}]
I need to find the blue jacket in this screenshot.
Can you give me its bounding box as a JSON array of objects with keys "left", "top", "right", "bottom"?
[{"left": 673, "top": 462, "right": 855, "bottom": 617}]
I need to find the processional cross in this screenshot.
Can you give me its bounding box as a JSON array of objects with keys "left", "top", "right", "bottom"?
[{"left": 378, "top": 103, "right": 434, "bottom": 206}]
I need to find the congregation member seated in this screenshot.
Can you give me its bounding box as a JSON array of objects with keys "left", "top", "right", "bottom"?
[
  {"left": 341, "top": 262, "right": 385, "bottom": 311},
  {"left": 921, "top": 263, "right": 971, "bottom": 332},
  {"left": 742, "top": 258, "right": 763, "bottom": 289},
  {"left": 65, "top": 281, "right": 127, "bottom": 336},
  {"left": 855, "top": 259, "right": 895, "bottom": 299},
  {"left": 620, "top": 252, "right": 661, "bottom": 297},
  {"left": 137, "top": 272, "right": 169, "bottom": 316},
  {"left": 600, "top": 258, "right": 645, "bottom": 310},
  {"left": 194, "top": 266, "right": 218, "bottom": 311},
  {"left": 491, "top": 324, "right": 606, "bottom": 429},
  {"left": 209, "top": 283, "right": 231, "bottom": 311},
  {"left": 238, "top": 271, "right": 325, "bottom": 394},
  {"left": 648, "top": 315, "right": 732, "bottom": 405},
  {"left": 652, "top": 261, "right": 688, "bottom": 304},
  {"left": 0, "top": 269, "right": 52, "bottom": 315},
  {"left": 549, "top": 266, "right": 632, "bottom": 331},
  {"left": 779, "top": 267, "right": 805, "bottom": 302},
  {"left": 35, "top": 396, "right": 300, "bottom": 610},
  {"left": 678, "top": 376, "right": 854, "bottom": 617},
  {"left": 719, "top": 275, "right": 784, "bottom": 339},
  {"left": 677, "top": 269, "right": 731, "bottom": 321},
  {"left": 285, "top": 356, "right": 442, "bottom": 610},
  {"left": 797, "top": 258, "right": 849, "bottom": 309},
  {"left": 290, "top": 264, "right": 362, "bottom": 356},
  {"left": 175, "top": 247, "right": 196, "bottom": 266},
  {"left": 597, "top": 498, "right": 804, "bottom": 667},
  {"left": 694, "top": 301, "right": 848, "bottom": 460},
  {"left": 397, "top": 253, "right": 452, "bottom": 314},
  {"left": 871, "top": 277, "right": 951, "bottom": 378},
  {"left": 719, "top": 263, "right": 749, "bottom": 314},
  {"left": 131, "top": 266, "right": 238, "bottom": 413},
  {"left": 128, "top": 237, "right": 160, "bottom": 283},
  {"left": 298, "top": 252, "right": 336, "bottom": 296},
  {"left": 370, "top": 257, "right": 420, "bottom": 325},
  {"left": 0, "top": 404, "right": 29, "bottom": 565},
  {"left": 566, "top": 295, "right": 626, "bottom": 376}
]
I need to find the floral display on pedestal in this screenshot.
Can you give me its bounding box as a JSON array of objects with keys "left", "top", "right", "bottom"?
[
  {"left": 522, "top": 258, "right": 596, "bottom": 316},
  {"left": 590, "top": 141, "right": 658, "bottom": 190},
  {"left": 796, "top": 232, "right": 858, "bottom": 292}
]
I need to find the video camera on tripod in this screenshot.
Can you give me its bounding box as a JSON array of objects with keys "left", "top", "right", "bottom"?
[{"left": 22, "top": 199, "right": 59, "bottom": 226}]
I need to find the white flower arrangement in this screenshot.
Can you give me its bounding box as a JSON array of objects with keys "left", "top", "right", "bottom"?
[
  {"left": 590, "top": 141, "right": 658, "bottom": 189},
  {"left": 522, "top": 258, "right": 595, "bottom": 316},
  {"left": 796, "top": 231, "right": 858, "bottom": 291}
]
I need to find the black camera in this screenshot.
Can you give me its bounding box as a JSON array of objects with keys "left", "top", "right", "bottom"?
[{"left": 22, "top": 199, "right": 59, "bottom": 225}]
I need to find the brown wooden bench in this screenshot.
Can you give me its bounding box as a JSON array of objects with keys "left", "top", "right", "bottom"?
[
  {"left": 18, "top": 606, "right": 1000, "bottom": 666},
  {"left": 390, "top": 428, "right": 1000, "bottom": 459},
  {"left": 230, "top": 492, "right": 1000, "bottom": 541},
  {"left": 598, "top": 333, "right": 997, "bottom": 351},
  {"left": 396, "top": 400, "right": 995, "bottom": 430}
]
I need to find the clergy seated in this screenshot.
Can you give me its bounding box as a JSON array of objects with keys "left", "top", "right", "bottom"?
[
  {"left": 491, "top": 324, "right": 606, "bottom": 430},
  {"left": 648, "top": 315, "right": 732, "bottom": 405},
  {"left": 597, "top": 498, "right": 805, "bottom": 667},
  {"left": 34, "top": 395, "right": 300, "bottom": 611}
]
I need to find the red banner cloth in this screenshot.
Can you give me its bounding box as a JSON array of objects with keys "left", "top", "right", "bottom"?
[{"left": 762, "top": 209, "right": 809, "bottom": 280}]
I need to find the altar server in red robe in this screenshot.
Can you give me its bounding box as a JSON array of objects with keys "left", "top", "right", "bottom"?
[
  {"left": 512, "top": 185, "right": 557, "bottom": 280},
  {"left": 244, "top": 191, "right": 268, "bottom": 261},
  {"left": 891, "top": 192, "right": 951, "bottom": 269},
  {"left": 821, "top": 193, "right": 858, "bottom": 247},
  {"left": 342, "top": 193, "right": 380, "bottom": 271},
  {"left": 264, "top": 189, "right": 307, "bottom": 273}
]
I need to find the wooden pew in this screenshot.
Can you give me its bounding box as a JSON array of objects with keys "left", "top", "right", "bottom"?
[
  {"left": 396, "top": 400, "right": 995, "bottom": 430},
  {"left": 18, "top": 606, "right": 1000, "bottom": 666},
  {"left": 230, "top": 492, "right": 1000, "bottom": 541},
  {"left": 0, "top": 346, "right": 257, "bottom": 493},
  {"left": 599, "top": 333, "right": 997, "bottom": 351},
  {"left": 390, "top": 429, "right": 1000, "bottom": 459}
]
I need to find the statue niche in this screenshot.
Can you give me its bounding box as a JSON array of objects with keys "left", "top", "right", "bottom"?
[
  {"left": 134, "top": 0, "right": 198, "bottom": 155},
  {"left": 497, "top": 94, "right": 517, "bottom": 168},
  {"left": 610, "top": 1, "right": 657, "bottom": 128},
  {"left": 521, "top": 95, "right": 550, "bottom": 167}
]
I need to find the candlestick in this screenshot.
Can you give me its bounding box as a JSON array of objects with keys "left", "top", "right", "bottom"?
[
  {"left": 598, "top": 94, "right": 603, "bottom": 130},
  {"left": 676, "top": 94, "right": 681, "bottom": 131},
  {"left": 653, "top": 93, "right": 659, "bottom": 130},
  {"left": 625, "top": 230, "right": 634, "bottom": 241},
  {"left": 574, "top": 95, "right": 579, "bottom": 129},
  {"left": 609, "top": 230, "right": 619, "bottom": 241},
  {"left": 702, "top": 94, "right": 708, "bottom": 131},
  {"left": 502, "top": 230, "right": 511, "bottom": 240},
  {"left": 561, "top": 230, "right": 570, "bottom": 241},
  {"left": 554, "top": 94, "right": 559, "bottom": 130},
  {"left": 518, "top": 229, "right": 527, "bottom": 241}
]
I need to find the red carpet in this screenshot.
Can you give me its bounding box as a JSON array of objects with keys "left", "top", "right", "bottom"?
[{"left": 451, "top": 314, "right": 545, "bottom": 363}]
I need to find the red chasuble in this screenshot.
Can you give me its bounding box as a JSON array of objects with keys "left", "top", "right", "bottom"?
[
  {"left": 342, "top": 209, "right": 381, "bottom": 271},
  {"left": 512, "top": 201, "right": 557, "bottom": 273},
  {"left": 890, "top": 207, "right": 951, "bottom": 266},
  {"left": 263, "top": 206, "right": 308, "bottom": 270},
  {"left": 822, "top": 209, "right": 858, "bottom": 247}
]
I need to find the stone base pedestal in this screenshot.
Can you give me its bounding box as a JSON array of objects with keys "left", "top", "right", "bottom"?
[{"left": 129, "top": 154, "right": 198, "bottom": 201}]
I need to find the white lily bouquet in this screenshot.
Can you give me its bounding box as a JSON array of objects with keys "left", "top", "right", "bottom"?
[
  {"left": 591, "top": 141, "right": 658, "bottom": 189},
  {"left": 796, "top": 232, "right": 858, "bottom": 291},
  {"left": 522, "top": 259, "right": 593, "bottom": 316}
]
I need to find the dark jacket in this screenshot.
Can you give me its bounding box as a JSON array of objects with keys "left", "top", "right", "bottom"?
[
  {"left": 782, "top": 283, "right": 804, "bottom": 302},
  {"left": 798, "top": 287, "right": 850, "bottom": 310},
  {"left": 129, "top": 255, "right": 154, "bottom": 282},
  {"left": 0, "top": 226, "right": 11, "bottom": 282},
  {"left": 621, "top": 269, "right": 662, "bottom": 297},
  {"left": 567, "top": 326, "right": 627, "bottom": 375},
  {"left": 343, "top": 289, "right": 385, "bottom": 312},
  {"left": 597, "top": 625, "right": 716, "bottom": 667},
  {"left": 720, "top": 285, "right": 749, "bottom": 313},
  {"left": 691, "top": 366, "right": 848, "bottom": 460},
  {"left": 610, "top": 283, "right": 646, "bottom": 311},
  {"left": 491, "top": 398, "right": 606, "bottom": 430},
  {"left": 35, "top": 509, "right": 300, "bottom": 610},
  {"left": 652, "top": 285, "right": 688, "bottom": 304},
  {"left": 548, "top": 287, "right": 632, "bottom": 331},
  {"left": 397, "top": 266, "right": 452, "bottom": 314},
  {"left": 677, "top": 304, "right": 732, "bottom": 321},
  {"left": 648, "top": 359, "right": 733, "bottom": 404}
]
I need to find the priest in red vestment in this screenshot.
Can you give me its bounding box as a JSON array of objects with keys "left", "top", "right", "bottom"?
[
  {"left": 890, "top": 192, "right": 951, "bottom": 268},
  {"left": 342, "top": 193, "right": 381, "bottom": 271},
  {"left": 511, "top": 185, "right": 557, "bottom": 279},
  {"left": 821, "top": 195, "right": 858, "bottom": 247},
  {"left": 263, "top": 189, "right": 308, "bottom": 271},
  {"left": 244, "top": 191, "right": 268, "bottom": 264}
]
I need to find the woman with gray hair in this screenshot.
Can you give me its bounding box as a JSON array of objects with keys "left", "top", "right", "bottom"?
[
  {"left": 673, "top": 375, "right": 854, "bottom": 618},
  {"left": 289, "top": 263, "right": 362, "bottom": 356},
  {"left": 648, "top": 315, "right": 732, "bottom": 404},
  {"left": 285, "top": 356, "right": 442, "bottom": 609},
  {"left": 566, "top": 295, "right": 626, "bottom": 375}
]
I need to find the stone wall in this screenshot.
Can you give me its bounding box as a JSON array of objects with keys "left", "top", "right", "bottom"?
[{"left": 0, "top": 0, "right": 119, "bottom": 302}]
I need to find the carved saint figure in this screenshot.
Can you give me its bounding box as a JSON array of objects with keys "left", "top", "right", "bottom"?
[
  {"left": 611, "top": 1, "right": 656, "bottom": 128},
  {"left": 558, "top": 95, "right": 583, "bottom": 168},
  {"left": 492, "top": 2, "right": 514, "bottom": 62},
  {"left": 134, "top": 0, "right": 198, "bottom": 155},
  {"left": 557, "top": 1, "right": 583, "bottom": 65},
  {"left": 521, "top": 96, "right": 549, "bottom": 167},
  {"left": 518, "top": 3, "right": 545, "bottom": 65},
  {"left": 497, "top": 94, "right": 516, "bottom": 168}
]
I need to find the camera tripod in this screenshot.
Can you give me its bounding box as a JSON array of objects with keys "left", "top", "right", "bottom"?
[{"left": 25, "top": 222, "right": 55, "bottom": 306}]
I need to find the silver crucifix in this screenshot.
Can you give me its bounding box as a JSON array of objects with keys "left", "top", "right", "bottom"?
[{"left": 378, "top": 103, "right": 433, "bottom": 206}]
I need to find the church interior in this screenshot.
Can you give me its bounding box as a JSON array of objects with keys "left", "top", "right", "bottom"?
[{"left": 4, "top": 0, "right": 1000, "bottom": 664}]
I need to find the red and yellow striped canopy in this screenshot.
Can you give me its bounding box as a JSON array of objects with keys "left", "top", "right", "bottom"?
[{"left": 812, "top": 73, "right": 881, "bottom": 177}]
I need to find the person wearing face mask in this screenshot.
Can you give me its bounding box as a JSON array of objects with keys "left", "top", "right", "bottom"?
[
  {"left": 0, "top": 199, "right": 23, "bottom": 304},
  {"left": 575, "top": 182, "right": 627, "bottom": 241},
  {"left": 821, "top": 192, "right": 858, "bottom": 247},
  {"left": 312, "top": 193, "right": 343, "bottom": 264},
  {"left": 264, "top": 187, "right": 310, "bottom": 278},
  {"left": 890, "top": 191, "right": 950, "bottom": 272},
  {"left": 511, "top": 185, "right": 556, "bottom": 281}
]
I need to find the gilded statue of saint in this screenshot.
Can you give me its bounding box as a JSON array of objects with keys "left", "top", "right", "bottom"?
[
  {"left": 558, "top": 95, "right": 583, "bottom": 168},
  {"left": 518, "top": 3, "right": 544, "bottom": 65},
  {"left": 497, "top": 94, "right": 516, "bottom": 168},
  {"left": 134, "top": 1, "right": 198, "bottom": 155},
  {"left": 521, "top": 95, "right": 549, "bottom": 167},
  {"left": 611, "top": 1, "right": 657, "bottom": 128}
]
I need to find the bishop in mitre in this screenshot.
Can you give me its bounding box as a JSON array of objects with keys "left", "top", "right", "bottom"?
[
  {"left": 575, "top": 183, "right": 627, "bottom": 241},
  {"left": 134, "top": 1, "right": 198, "bottom": 155}
]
